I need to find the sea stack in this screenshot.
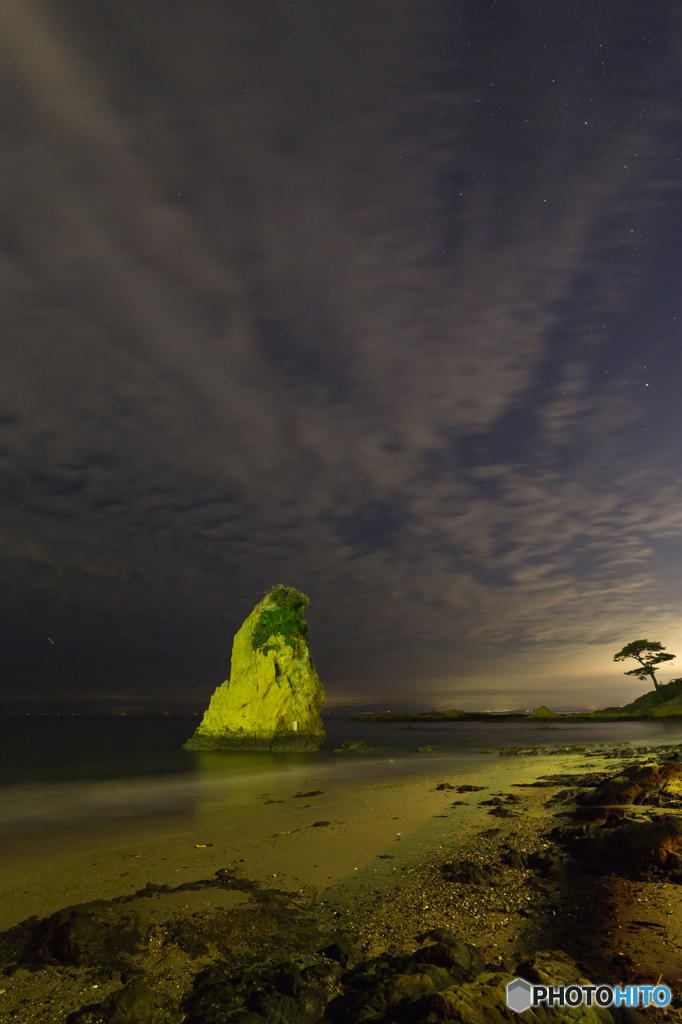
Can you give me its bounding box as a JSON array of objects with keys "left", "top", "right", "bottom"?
[{"left": 184, "top": 585, "right": 326, "bottom": 753}]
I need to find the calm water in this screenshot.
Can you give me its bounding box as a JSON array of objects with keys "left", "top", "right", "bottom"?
[{"left": 1, "top": 714, "right": 682, "bottom": 837}]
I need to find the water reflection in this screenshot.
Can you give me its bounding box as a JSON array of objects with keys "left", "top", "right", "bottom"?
[
  {"left": 189, "top": 749, "right": 327, "bottom": 819},
  {"left": 3, "top": 717, "right": 682, "bottom": 839}
]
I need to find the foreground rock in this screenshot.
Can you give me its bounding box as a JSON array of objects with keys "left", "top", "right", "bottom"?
[
  {"left": 0, "top": 900, "right": 150, "bottom": 972},
  {"left": 183, "top": 960, "right": 336, "bottom": 1024},
  {"left": 180, "top": 939, "right": 616, "bottom": 1024},
  {"left": 184, "top": 586, "right": 325, "bottom": 753},
  {"left": 576, "top": 762, "right": 682, "bottom": 807},
  {"left": 322, "top": 932, "right": 484, "bottom": 1023},
  {"left": 1, "top": 890, "right": 613, "bottom": 1024},
  {"left": 67, "top": 978, "right": 178, "bottom": 1024},
  {"left": 422, "top": 969, "right": 612, "bottom": 1024},
  {"left": 558, "top": 812, "right": 682, "bottom": 881},
  {"left": 547, "top": 755, "right": 682, "bottom": 880}
]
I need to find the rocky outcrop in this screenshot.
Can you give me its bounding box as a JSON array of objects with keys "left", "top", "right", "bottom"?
[
  {"left": 532, "top": 705, "right": 559, "bottom": 718},
  {"left": 550, "top": 755, "right": 682, "bottom": 878},
  {"left": 651, "top": 691, "right": 682, "bottom": 716},
  {"left": 577, "top": 762, "right": 682, "bottom": 806},
  {"left": 184, "top": 586, "right": 325, "bottom": 753},
  {"left": 68, "top": 978, "right": 171, "bottom": 1024},
  {"left": 588, "top": 677, "right": 682, "bottom": 718},
  {"left": 559, "top": 811, "right": 682, "bottom": 879},
  {"left": 0, "top": 900, "right": 150, "bottom": 972}
]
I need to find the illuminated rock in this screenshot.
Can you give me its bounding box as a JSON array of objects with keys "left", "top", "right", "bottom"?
[{"left": 184, "top": 586, "right": 325, "bottom": 752}]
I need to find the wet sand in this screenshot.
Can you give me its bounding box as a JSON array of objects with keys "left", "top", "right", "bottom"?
[{"left": 0, "top": 754, "right": 538, "bottom": 931}]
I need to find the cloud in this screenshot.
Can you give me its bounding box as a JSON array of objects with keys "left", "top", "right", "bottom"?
[{"left": 1, "top": 0, "right": 681, "bottom": 706}]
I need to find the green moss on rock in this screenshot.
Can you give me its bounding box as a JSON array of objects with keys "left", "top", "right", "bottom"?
[
  {"left": 184, "top": 586, "right": 325, "bottom": 753},
  {"left": 250, "top": 585, "right": 309, "bottom": 655}
]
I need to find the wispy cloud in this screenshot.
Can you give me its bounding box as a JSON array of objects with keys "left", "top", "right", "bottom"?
[{"left": 1, "top": 0, "right": 681, "bottom": 707}]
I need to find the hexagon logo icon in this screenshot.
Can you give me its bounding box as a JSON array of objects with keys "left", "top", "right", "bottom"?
[{"left": 507, "top": 977, "right": 532, "bottom": 1013}]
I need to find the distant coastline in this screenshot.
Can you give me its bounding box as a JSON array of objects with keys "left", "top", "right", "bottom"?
[
  {"left": 352, "top": 710, "right": 682, "bottom": 722},
  {"left": 352, "top": 680, "right": 682, "bottom": 723},
  {"left": 350, "top": 710, "right": 670, "bottom": 723}
]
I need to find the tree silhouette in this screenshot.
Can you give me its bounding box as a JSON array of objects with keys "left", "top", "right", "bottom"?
[{"left": 613, "top": 639, "right": 676, "bottom": 693}]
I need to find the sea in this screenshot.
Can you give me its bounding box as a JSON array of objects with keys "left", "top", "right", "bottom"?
[{"left": 1, "top": 712, "right": 682, "bottom": 845}]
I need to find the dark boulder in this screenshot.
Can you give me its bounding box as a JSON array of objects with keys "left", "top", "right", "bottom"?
[
  {"left": 11, "top": 901, "right": 149, "bottom": 970},
  {"left": 501, "top": 847, "right": 565, "bottom": 878},
  {"left": 578, "top": 763, "right": 682, "bottom": 807},
  {"left": 559, "top": 813, "right": 682, "bottom": 878},
  {"left": 409, "top": 939, "right": 485, "bottom": 981},
  {"left": 324, "top": 934, "right": 483, "bottom": 1024},
  {"left": 317, "top": 938, "right": 358, "bottom": 966},
  {"left": 441, "top": 860, "right": 503, "bottom": 886},
  {"left": 517, "top": 948, "right": 592, "bottom": 986},
  {"left": 526, "top": 851, "right": 565, "bottom": 879},
  {"left": 66, "top": 978, "right": 176, "bottom": 1024},
  {"left": 183, "top": 960, "right": 336, "bottom": 1024},
  {"left": 502, "top": 847, "right": 529, "bottom": 871}
]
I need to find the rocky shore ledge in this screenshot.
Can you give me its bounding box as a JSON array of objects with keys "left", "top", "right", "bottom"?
[{"left": 3, "top": 746, "right": 682, "bottom": 1022}]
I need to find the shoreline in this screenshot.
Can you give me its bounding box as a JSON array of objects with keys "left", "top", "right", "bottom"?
[
  {"left": 2, "top": 744, "right": 682, "bottom": 1021},
  {"left": 0, "top": 754, "right": 540, "bottom": 933}
]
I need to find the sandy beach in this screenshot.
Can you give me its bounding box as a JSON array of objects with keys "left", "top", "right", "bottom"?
[
  {"left": 0, "top": 754, "right": 538, "bottom": 932},
  {"left": 2, "top": 744, "right": 682, "bottom": 1022}
]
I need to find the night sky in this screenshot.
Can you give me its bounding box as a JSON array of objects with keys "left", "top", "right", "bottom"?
[{"left": 2, "top": 0, "right": 682, "bottom": 714}]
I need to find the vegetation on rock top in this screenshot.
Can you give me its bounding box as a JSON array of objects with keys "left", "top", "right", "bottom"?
[{"left": 251, "top": 584, "right": 310, "bottom": 655}]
